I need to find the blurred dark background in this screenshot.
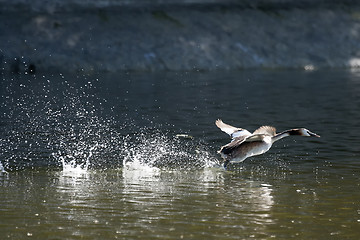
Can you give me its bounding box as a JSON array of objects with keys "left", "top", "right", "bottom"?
[{"left": 1, "top": 0, "right": 360, "bottom": 73}]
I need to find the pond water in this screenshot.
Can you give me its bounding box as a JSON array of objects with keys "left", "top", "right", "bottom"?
[{"left": 0, "top": 69, "right": 360, "bottom": 239}]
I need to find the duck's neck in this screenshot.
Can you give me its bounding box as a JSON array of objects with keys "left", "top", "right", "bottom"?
[
  {"left": 272, "top": 129, "right": 301, "bottom": 143},
  {"left": 271, "top": 130, "right": 292, "bottom": 143}
]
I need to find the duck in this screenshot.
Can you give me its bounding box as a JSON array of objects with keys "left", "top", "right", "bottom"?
[{"left": 215, "top": 119, "right": 320, "bottom": 168}]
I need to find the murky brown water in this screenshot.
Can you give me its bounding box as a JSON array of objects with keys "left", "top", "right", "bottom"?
[{"left": 1, "top": 69, "right": 360, "bottom": 239}]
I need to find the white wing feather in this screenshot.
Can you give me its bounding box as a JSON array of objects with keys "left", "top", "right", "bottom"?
[{"left": 215, "top": 119, "right": 251, "bottom": 139}]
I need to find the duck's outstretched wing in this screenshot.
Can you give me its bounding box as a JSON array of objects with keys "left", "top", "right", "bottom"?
[
  {"left": 215, "top": 119, "right": 251, "bottom": 139},
  {"left": 218, "top": 135, "right": 248, "bottom": 154},
  {"left": 244, "top": 134, "right": 268, "bottom": 142},
  {"left": 219, "top": 134, "right": 269, "bottom": 155},
  {"left": 253, "top": 126, "right": 276, "bottom": 136}
]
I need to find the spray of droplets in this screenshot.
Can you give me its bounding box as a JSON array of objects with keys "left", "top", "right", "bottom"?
[
  {"left": 1, "top": 74, "right": 136, "bottom": 170},
  {"left": 0, "top": 74, "right": 219, "bottom": 171},
  {"left": 121, "top": 130, "right": 218, "bottom": 170}
]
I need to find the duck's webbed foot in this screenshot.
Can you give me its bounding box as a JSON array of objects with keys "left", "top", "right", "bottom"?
[{"left": 223, "top": 159, "right": 230, "bottom": 170}]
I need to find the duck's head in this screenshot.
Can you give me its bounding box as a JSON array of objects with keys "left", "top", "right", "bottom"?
[{"left": 298, "top": 128, "right": 320, "bottom": 137}]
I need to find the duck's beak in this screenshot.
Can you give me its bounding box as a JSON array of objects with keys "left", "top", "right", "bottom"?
[{"left": 309, "top": 131, "right": 320, "bottom": 137}]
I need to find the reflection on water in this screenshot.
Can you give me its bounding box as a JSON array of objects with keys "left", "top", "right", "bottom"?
[
  {"left": 1, "top": 69, "right": 360, "bottom": 238},
  {"left": 0, "top": 167, "right": 274, "bottom": 239},
  {"left": 120, "top": 165, "right": 275, "bottom": 238}
]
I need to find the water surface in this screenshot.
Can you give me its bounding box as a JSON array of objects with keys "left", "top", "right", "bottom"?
[{"left": 0, "top": 69, "right": 360, "bottom": 239}]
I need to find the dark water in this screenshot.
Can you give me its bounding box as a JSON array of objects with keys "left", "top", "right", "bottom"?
[{"left": 1, "top": 70, "right": 360, "bottom": 239}]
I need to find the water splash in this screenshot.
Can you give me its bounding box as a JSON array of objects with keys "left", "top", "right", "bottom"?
[
  {"left": 0, "top": 74, "right": 218, "bottom": 171},
  {"left": 0, "top": 74, "right": 123, "bottom": 171},
  {"left": 121, "top": 130, "right": 218, "bottom": 170},
  {"left": 0, "top": 161, "right": 6, "bottom": 173}
]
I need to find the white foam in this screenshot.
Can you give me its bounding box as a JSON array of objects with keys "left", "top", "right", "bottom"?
[
  {"left": 0, "top": 161, "right": 6, "bottom": 173},
  {"left": 61, "top": 162, "right": 88, "bottom": 176},
  {"left": 120, "top": 131, "right": 218, "bottom": 170}
]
